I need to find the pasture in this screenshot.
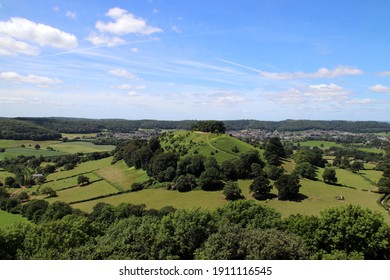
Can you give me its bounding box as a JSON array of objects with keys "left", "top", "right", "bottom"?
[
  {"left": 0, "top": 139, "right": 114, "bottom": 160},
  {"left": 0, "top": 210, "right": 29, "bottom": 227}
]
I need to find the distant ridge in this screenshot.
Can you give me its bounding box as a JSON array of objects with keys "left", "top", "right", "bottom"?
[{"left": 8, "top": 117, "right": 390, "bottom": 134}]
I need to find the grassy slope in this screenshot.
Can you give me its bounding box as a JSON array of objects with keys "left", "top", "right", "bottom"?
[{"left": 0, "top": 210, "right": 29, "bottom": 227}]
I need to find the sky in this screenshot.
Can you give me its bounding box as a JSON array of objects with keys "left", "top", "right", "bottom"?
[{"left": 0, "top": 0, "right": 390, "bottom": 121}]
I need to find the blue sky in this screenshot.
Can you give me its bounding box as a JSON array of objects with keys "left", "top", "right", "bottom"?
[{"left": 0, "top": 0, "right": 389, "bottom": 121}]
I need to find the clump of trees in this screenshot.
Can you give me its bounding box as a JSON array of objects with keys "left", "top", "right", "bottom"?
[{"left": 191, "top": 121, "right": 226, "bottom": 134}]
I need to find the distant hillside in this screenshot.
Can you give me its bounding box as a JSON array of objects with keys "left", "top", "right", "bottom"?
[
  {"left": 0, "top": 118, "right": 61, "bottom": 140},
  {"left": 5, "top": 117, "right": 390, "bottom": 134}
]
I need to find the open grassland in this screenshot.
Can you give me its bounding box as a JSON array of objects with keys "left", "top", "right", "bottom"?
[
  {"left": 47, "top": 157, "right": 113, "bottom": 181},
  {"left": 298, "top": 140, "right": 343, "bottom": 149},
  {"left": 298, "top": 140, "right": 385, "bottom": 154},
  {"left": 61, "top": 133, "right": 97, "bottom": 139},
  {"left": 47, "top": 180, "right": 119, "bottom": 204},
  {"left": 96, "top": 161, "right": 149, "bottom": 191},
  {"left": 0, "top": 139, "right": 114, "bottom": 160},
  {"left": 361, "top": 169, "right": 383, "bottom": 184},
  {"left": 72, "top": 177, "right": 390, "bottom": 224},
  {"left": 0, "top": 169, "right": 15, "bottom": 182},
  {"left": 0, "top": 210, "right": 29, "bottom": 227},
  {"left": 49, "top": 142, "right": 115, "bottom": 154},
  {"left": 72, "top": 187, "right": 227, "bottom": 213},
  {"left": 41, "top": 172, "right": 101, "bottom": 191},
  {"left": 209, "top": 134, "right": 259, "bottom": 156}
]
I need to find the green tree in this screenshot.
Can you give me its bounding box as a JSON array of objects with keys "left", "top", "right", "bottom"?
[
  {"left": 43, "top": 164, "right": 56, "bottom": 174},
  {"left": 264, "top": 165, "right": 284, "bottom": 180},
  {"left": 377, "top": 177, "right": 390, "bottom": 194},
  {"left": 4, "top": 177, "right": 15, "bottom": 188},
  {"left": 294, "top": 162, "right": 317, "bottom": 180},
  {"left": 315, "top": 205, "right": 390, "bottom": 259},
  {"left": 322, "top": 168, "right": 338, "bottom": 184},
  {"left": 223, "top": 181, "right": 243, "bottom": 201},
  {"left": 40, "top": 186, "right": 57, "bottom": 197},
  {"left": 198, "top": 167, "right": 224, "bottom": 191},
  {"left": 174, "top": 174, "right": 197, "bottom": 192},
  {"left": 274, "top": 174, "right": 301, "bottom": 200},
  {"left": 77, "top": 175, "right": 90, "bottom": 186},
  {"left": 249, "top": 175, "right": 272, "bottom": 200},
  {"left": 351, "top": 161, "right": 364, "bottom": 173},
  {"left": 41, "top": 201, "right": 73, "bottom": 222}
]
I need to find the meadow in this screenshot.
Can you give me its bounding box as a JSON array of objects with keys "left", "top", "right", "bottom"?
[
  {"left": 0, "top": 210, "right": 29, "bottom": 227},
  {"left": 0, "top": 139, "right": 114, "bottom": 160}
]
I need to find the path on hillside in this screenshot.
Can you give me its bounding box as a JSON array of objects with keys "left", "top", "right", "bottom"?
[{"left": 206, "top": 134, "right": 239, "bottom": 159}]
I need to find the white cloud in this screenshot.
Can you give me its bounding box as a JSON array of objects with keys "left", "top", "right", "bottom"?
[
  {"left": 65, "top": 11, "right": 77, "bottom": 19},
  {"left": 96, "top": 7, "right": 162, "bottom": 35},
  {"left": 0, "top": 17, "right": 78, "bottom": 50},
  {"left": 368, "top": 84, "right": 390, "bottom": 93},
  {"left": 0, "top": 36, "right": 40, "bottom": 56},
  {"left": 85, "top": 33, "right": 124, "bottom": 46},
  {"left": 152, "top": 9, "right": 160, "bottom": 14},
  {"left": 260, "top": 65, "right": 363, "bottom": 80},
  {"left": 130, "top": 47, "right": 139, "bottom": 53},
  {"left": 376, "top": 71, "right": 390, "bottom": 76},
  {"left": 210, "top": 92, "right": 246, "bottom": 105},
  {"left": 305, "top": 83, "right": 349, "bottom": 99},
  {"left": 0, "top": 71, "right": 62, "bottom": 86},
  {"left": 109, "top": 68, "right": 137, "bottom": 79},
  {"left": 171, "top": 25, "right": 182, "bottom": 33},
  {"left": 112, "top": 84, "right": 146, "bottom": 90}
]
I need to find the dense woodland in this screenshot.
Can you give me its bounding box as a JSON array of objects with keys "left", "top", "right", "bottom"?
[{"left": 0, "top": 117, "right": 388, "bottom": 137}]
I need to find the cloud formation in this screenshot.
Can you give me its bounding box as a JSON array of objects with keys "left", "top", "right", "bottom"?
[
  {"left": 369, "top": 84, "right": 390, "bottom": 93},
  {"left": 86, "top": 33, "right": 125, "bottom": 46},
  {"left": 109, "top": 68, "right": 137, "bottom": 79},
  {"left": 96, "top": 7, "right": 162, "bottom": 35},
  {"left": 376, "top": 71, "right": 390, "bottom": 76},
  {"left": 0, "top": 71, "right": 62, "bottom": 85},
  {"left": 0, "top": 17, "right": 78, "bottom": 51},
  {"left": 260, "top": 65, "right": 363, "bottom": 79}
]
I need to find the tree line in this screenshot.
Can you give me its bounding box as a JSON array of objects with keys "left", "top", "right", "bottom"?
[{"left": 0, "top": 197, "right": 389, "bottom": 260}]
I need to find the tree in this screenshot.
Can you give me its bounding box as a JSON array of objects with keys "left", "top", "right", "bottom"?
[
  {"left": 221, "top": 159, "right": 238, "bottom": 181},
  {"left": 377, "top": 177, "right": 390, "bottom": 194},
  {"left": 223, "top": 181, "right": 243, "bottom": 201},
  {"left": 41, "top": 201, "right": 73, "bottom": 221},
  {"left": 294, "top": 162, "right": 317, "bottom": 180},
  {"left": 322, "top": 168, "right": 338, "bottom": 184},
  {"left": 4, "top": 177, "right": 15, "bottom": 188},
  {"left": 198, "top": 167, "right": 224, "bottom": 191},
  {"left": 274, "top": 174, "right": 301, "bottom": 200},
  {"left": 249, "top": 175, "right": 272, "bottom": 200},
  {"left": 316, "top": 205, "right": 390, "bottom": 259},
  {"left": 34, "top": 144, "right": 40, "bottom": 150},
  {"left": 147, "top": 152, "right": 178, "bottom": 182},
  {"left": 77, "top": 175, "right": 90, "bottom": 186},
  {"left": 264, "top": 165, "right": 284, "bottom": 180},
  {"left": 43, "top": 164, "right": 56, "bottom": 174},
  {"left": 174, "top": 174, "right": 197, "bottom": 192},
  {"left": 40, "top": 186, "right": 57, "bottom": 197},
  {"left": 351, "top": 161, "right": 364, "bottom": 173}
]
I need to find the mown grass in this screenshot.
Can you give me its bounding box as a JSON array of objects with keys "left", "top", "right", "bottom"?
[
  {"left": 72, "top": 187, "right": 227, "bottom": 213},
  {"left": 0, "top": 140, "right": 114, "bottom": 160},
  {"left": 95, "top": 160, "right": 149, "bottom": 191},
  {"left": 41, "top": 172, "right": 101, "bottom": 191},
  {"left": 0, "top": 169, "right": 15, "bottom": 182},
  {"left": 0, "top": 210, "right": 29, "bottom": 227},
  {"left": 46, "top": 180, "right": 119, "bottom": 204},
  {"left": 47, "top": 157, "right": 113, "bottom": 181}
]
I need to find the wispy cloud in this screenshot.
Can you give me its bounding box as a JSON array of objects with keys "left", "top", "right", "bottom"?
[
  {"left": 65, "top": 11, "right": 77, "bottom": 19},
  {"left": 369, "top": 84, "right": 390, "bottom": 93},
  {"left": 0, "top": 71, "right": 62, "bottom": 86},
  {"left": 260, "top": 65, "right": 363, "bottom": 79},
  {"left": 109, "top": 68, "right": 137, "bottom": 79},
  {"left": 85, "top": 33, "right": 125, "bottom": 46},
  {"left": 376, "top": 71, "right": 390, "bottom": 77}
]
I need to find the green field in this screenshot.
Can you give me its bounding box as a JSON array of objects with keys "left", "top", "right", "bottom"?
[
  {"left": 47, "top": 180, "right": 119, "bottom": 204},
  {"left": 47, "top": 157, "right": 113, "bottom": 181},
  {"left": 0, "top": 139, "right": 114, "bottom": 160},
  {"left": 96, "top": 161, "right": 149, "bottom": 191},
  {"left": 298, "top": 141, "right": 343, "bottom": 149},
  {"left": 41, "top": 172, "right": 102, "bottom": 191},
  {"left": 0, "top": 210, "right": 29, "bottom": 227},
  {"left": 0, "top": 169, "right": 15, "bottom": 182}
]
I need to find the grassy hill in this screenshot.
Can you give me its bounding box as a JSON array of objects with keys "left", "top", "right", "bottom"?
[{"left": 160, "top": 130, "right": 262, "bottom": 163}]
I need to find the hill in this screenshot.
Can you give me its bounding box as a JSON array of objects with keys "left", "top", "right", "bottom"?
[
  {"left": 0, "top": 118, "right": 61, "bottom": 140},
  {"left": 5, "top": 117, "right": 390, "bottom": 134}
]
